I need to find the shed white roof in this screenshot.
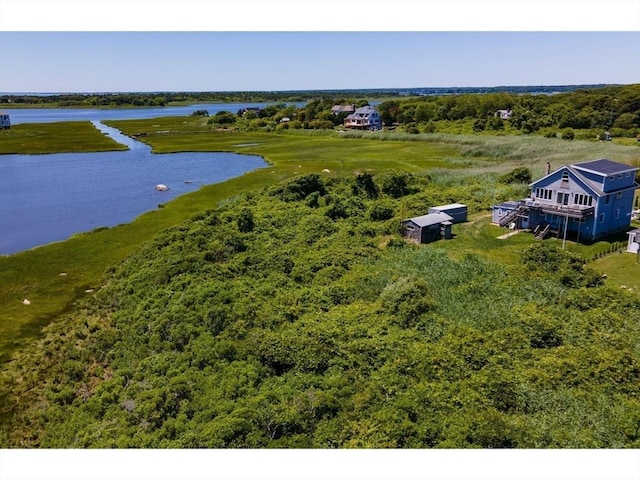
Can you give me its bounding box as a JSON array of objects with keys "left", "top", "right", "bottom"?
[
  {"left": 430, "top": 203, "right": 467, "bottom": 210},
  {"left": 405, "top": 212, "right": 453, "bottom": 227}
]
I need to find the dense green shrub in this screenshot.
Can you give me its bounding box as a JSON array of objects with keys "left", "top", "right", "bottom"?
[
  {"left": 1, "top": 172, "right": 637, "bottom": 449},
  {"left": 498, "top": 167, "right": 532, "bottom": 184}
]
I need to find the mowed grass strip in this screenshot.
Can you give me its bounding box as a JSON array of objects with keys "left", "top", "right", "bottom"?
[{"left": 0, "top": 121, "right": 128, "bottom": 154}]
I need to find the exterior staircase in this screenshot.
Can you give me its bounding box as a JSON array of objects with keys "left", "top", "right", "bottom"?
[
  {"left": 534, "top": 223, "right": 551, "bottom": 240},
  {"left": 499, "top": 204, "right": 528, "bottom": 228}
]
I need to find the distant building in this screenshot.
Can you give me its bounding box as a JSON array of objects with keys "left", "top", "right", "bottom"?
[
  {"left": 495, "top": 109, "right": 513, "bottom": 120},
  {"left": 239, "top": 107, "right": 261, "bottom": 116},
  {"left": 402, "top": 212, "right": 454, "bottom": 244},
  {"left": 492, "top": 158, "right": 640, "bottom": 242},
  {"left": 0, "top": 112, "right": 10, "bottom": 129},
  {"left": 331, "top": 104, "right": 355, "bottom": 115},
  {"left": 344, "top": 106, "right": 382, "bottom": 131}
]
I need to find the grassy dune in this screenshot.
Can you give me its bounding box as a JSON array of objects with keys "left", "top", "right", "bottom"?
[
  {"left": 0, "top": 121, "right": 128, "bottom": 154},
  {"left": 1, "top": 115, "right": 639, "bottom": 365}
]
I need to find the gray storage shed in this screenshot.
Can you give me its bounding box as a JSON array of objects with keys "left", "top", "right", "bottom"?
[
  {"left": 428, "top": 203, "right": 467, "bottom": 224},
  {"left": 402, "top": 212, "right": 454, "bottom": 244}
]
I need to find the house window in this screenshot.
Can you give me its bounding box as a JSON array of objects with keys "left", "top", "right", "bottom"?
[
  {"left": 562, "top": 171, "right": 569, "bottom": 182},
  {"left": 616, "top": 192, "right": 622, "bottom": 199},
  {"left": 574, "top": 193, "right": 594, "bottom": 206},
  {"left": 599, "top": 213, "right": 605, "bottom": 223},
  {"left": 617, "top": 174, "right": 623, "bottom": 179},
  {"left": 626, "top": 172, "right": 631, "bottom": 177},
  {"left": 615, "top": 209, "right": 620, "bottom": 219},
  {"left": 535, "top": 188, "right": 553, "bottom": 200},
  {"left": 605, "top": 195, "right": 610, "bottom": 205}
]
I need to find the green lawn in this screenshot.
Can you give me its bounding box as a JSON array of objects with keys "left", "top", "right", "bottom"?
[{"left": 0, "top": 121, "right": 128, "bottom": 154}]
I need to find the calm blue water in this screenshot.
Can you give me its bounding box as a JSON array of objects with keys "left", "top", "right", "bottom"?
[
  {"left": 4, "top": 103, "right": 287, "bottom": 125},
  {"left": 0, "top": 120, "right": 267, "bottom": 255}
]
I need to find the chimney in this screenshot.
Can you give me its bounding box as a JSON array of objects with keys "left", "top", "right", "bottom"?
[{"left": 545, "top": 162, "right": 551, "bottom": 175}]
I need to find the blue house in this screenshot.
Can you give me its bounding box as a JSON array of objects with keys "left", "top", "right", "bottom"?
[{"left": 492, "top": 159, "right": 639, "bottom": 242}]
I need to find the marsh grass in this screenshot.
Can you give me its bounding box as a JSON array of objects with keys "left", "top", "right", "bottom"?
[
  {"left": 1, "top": 115, "right": 639, "bottom": 365},
  {"left": 0, "top": 121, "right": 128, "bottom": 154}
]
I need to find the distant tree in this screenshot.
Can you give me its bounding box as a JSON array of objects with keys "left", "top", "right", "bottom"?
[
  {"left": 368, "top": 202, "right": 394, "bottom": 221},
  {"left": 210, "top": 111, "right": 236, "bottom": 125},
  {"left": 352, "top": 173, "right": 380, "bottom": 199},
  {"left": 487, "top": 116, "right": 504, "bottom": 131},
  {"left": 423, "top": 120, "right": 436, "bottom": 133},
  {"left": 280, "top": 174, "right": 326, "bottom": 201},
  {"left": 498, "top": 167, "right": 532, "bottom": 185},
  {"left": 561, "top": 129, "right": 575, "bottom": 140},
  {"left": 380, "top": 172, "right": 414, "bottom": 198},
  {"left": 473, "top": 119, "right": 486, "bottom": 132},
  {"left": 613, "top": 112, "right": 638, "bottom": 130}
]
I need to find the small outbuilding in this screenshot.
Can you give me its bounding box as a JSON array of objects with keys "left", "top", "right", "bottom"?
[
  {"left": 402, "top": 212, "right": 454, "bottom": 244},
  {"left": 428, "top": 203, "right": 468, "bottom": 224},
  {"left": 0, "top": 112, "right": 10, "bottom": 129},
  {"left": 627, "top": 228, "right": 640, "bottom": 253}
]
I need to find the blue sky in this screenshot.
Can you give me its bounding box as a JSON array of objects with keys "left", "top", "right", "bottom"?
[{"left": 0, "top": 1, "right": 638, "bottom": 93}]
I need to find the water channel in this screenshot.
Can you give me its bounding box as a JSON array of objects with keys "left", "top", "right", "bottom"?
[{"left": 0, "top": 106, "right": 270, "bottom": 255}]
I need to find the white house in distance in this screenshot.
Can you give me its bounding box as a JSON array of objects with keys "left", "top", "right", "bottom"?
[
  {"left": 344, "top": 106, "right": 382, "bottom": 130},
  {"left": 495, "top": 109, "right": 513, "bottom": 120}
]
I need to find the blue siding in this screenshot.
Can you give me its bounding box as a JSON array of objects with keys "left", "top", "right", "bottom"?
[{"left": 505, "top": 160, "right": 640, "bottom": 242}]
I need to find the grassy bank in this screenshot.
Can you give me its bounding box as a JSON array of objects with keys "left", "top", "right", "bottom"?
[
  {"left": 1, "top": 116, "right": 639, "bottom": 365},
  {"left": 0, "top": 121, "right": 128, "bottom": 154}
]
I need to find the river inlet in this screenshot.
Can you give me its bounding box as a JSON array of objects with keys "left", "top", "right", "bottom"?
[{"left": 0, "top": 121, "right": 267, "bottom": 255}]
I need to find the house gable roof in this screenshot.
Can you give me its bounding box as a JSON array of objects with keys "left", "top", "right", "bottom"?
[
  {"left": 530, "top": 165, "right": 602, "bottom": 196},
  {"left": 405, "top": 212, "right": 453, "bottom": 227},
  {"left": 530, "top": 159, "right": 638, "bottom": 197},
  {"left": 566, "top": 166, "right": 607, "bottom": 196}
]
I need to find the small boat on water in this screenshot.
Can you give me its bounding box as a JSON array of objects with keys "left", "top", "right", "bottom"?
[{"left": 155, "top": 184, "right": 169, "bottom": 191}]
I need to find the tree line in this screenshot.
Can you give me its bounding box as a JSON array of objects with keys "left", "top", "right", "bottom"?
[{"left": 377, "top": 84, "right": 640, "bottom": 138}]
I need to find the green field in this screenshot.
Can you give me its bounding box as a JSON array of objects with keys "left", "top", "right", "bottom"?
[{"left": 0, "top": 121, "right": 128, "bottom": 154}]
